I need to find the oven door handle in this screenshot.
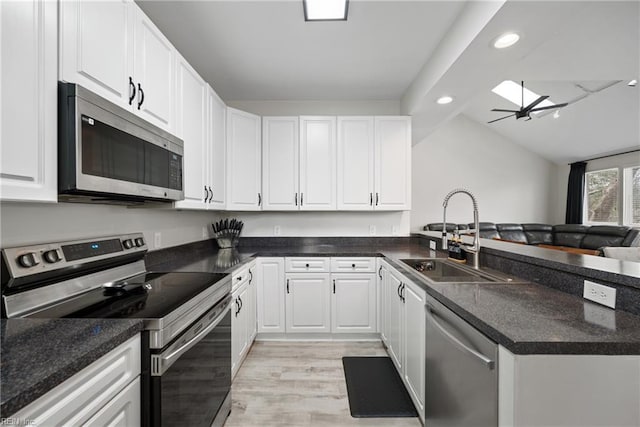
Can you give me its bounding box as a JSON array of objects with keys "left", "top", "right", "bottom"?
[{"left": 151, "top": 298, "right": 230, "bottom": 376}]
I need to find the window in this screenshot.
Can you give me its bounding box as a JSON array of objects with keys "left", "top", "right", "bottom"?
[{"left": 585, "top": 165, "right": 640, "bottom": 226}]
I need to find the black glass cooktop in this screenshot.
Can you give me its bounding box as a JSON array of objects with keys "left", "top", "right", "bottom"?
[{"left": 28, "top": 272, "right": 228, "bottom": 319}]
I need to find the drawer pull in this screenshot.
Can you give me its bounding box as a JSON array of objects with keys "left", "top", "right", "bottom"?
[
  {"left": 305, "top": 263, "right": 309, "bottom": 268},
  {"left": 351, "top": 263, "right": 356, "bottom": 268}
]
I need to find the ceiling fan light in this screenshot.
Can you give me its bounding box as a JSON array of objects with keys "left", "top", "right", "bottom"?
[
  {"left": 493, "top": 32, "right": 520, "bottom": 49},
  {"left": 628, "top": 79, "right": 638, "bottom": 87},
  {"left": 304, "top": 0, "right": 349, "bottom": 21},
  {"left": 436, "top": 96, "right": 453, "bottom": 105}
]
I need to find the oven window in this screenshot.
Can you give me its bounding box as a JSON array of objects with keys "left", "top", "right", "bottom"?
[
  {"left": 81, "top": 115, "right": 181, "bottom": 190},
  {"left": 155, "top": 311, "right": 231, "bottom": 426}
]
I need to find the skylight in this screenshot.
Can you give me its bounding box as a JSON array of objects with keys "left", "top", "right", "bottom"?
[
  {"left": 491, "top": 80, "right": 555, "bottom": 114},
  {"left": 304, "top": 0, "right": 349, "bottom": 21}
]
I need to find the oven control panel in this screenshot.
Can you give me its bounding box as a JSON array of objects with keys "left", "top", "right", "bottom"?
[{"left": 2, "top": 233, "right": 147, "bottom": 284}]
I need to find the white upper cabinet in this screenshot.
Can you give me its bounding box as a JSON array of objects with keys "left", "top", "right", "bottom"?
[
  {"left": 337, "top": 117, "right": 375, "bottom": 210},
  {"left": 174, "top": 54, "right": 207, "bottom": 210},
  {"left": 375, "top": 116, "right": 411, "bottom": 210},
  {"left": 1, "top": 0, "right": 57, "bottom": 202},
  {"left": 207, "top": 87, "right": 226, "bottom": 209},
  {"left": 299, "top": 116, "right": 336, "bottom": 211},
  {"left": 59, "top": 0, "right": 133, "bottom": 107},
  {"left": 226, "top": 107, "right": 262, "bottom": 210},
  {"left": 59, "top": 0, "right": 175, "bottom": 134},
  {"left": 262, "top": 117, "right": 299, "bottom": 211},
  {"left": 131, "top": 6, "right": 175, "bottom": 132}
]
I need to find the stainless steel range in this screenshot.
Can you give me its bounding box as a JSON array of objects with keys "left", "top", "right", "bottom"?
[{"left": 1, "top": 233, "right": 232, "bottom": 427}]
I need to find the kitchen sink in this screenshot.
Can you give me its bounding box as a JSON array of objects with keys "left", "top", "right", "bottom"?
[{"left": 400, "top": 258, "right": 512, "bottom": 283}]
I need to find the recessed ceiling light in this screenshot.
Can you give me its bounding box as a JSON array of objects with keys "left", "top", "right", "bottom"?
[
  {"left": 493, "top": 32, "right": 520, "bottom": 49},
  {"left": 436, "top": 96, "right": 453, "bottom": 105},
  {"left": 628, "top": 79, "right": 638, "bottom": 87},
  {"left": 304, "top": 0, "right": 349, "bottom": 21},
  {"left": 492, "top": 80, "right": 554, "bottom": 114}
]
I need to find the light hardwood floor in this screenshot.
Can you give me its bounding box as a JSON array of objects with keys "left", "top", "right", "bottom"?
[{"left": 225, "top": 341, "right": 422, "bottom": 427}]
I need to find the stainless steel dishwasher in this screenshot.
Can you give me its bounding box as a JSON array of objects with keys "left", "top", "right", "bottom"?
[{"left": 425, "top": 295, "right": 498, "bottom": 426}]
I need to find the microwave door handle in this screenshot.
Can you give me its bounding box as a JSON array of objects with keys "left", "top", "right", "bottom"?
[
  {"left": 426, "top": 304, "right": 495, "bottom": 370},
  {"left": 152, "top": 300, "right": 230, "bottom": 375}
]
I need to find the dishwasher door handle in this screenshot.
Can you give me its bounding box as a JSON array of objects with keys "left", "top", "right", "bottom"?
[{"left": 426, "top": 304, "right": 495, "bottom": 370}]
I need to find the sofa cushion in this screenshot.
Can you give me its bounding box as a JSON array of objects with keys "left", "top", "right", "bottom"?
[
  {"left": 553, "top": 224, "right": 589, "bottom": 248},
  {"left": 522, "top": 223, "right": 554, "bottom": 245},
  {"left": 468, "top": 222, "right": 500, "bottom": 239},
  {"left": 581, "top": 225, "right": 631, "bottom": 250},
  {"left": 496, "top": 224, "right": 528, "bottom": 243},
  {"left": 622, "top": 229, "right": 640, "bottom": 247},
  {"left": 424, "top": 223, "right": 457, "bottom": 232}
]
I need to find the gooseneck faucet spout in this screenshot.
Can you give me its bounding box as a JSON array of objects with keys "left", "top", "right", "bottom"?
[{"left": 442, "top": 188, "right": 480, "bottom": 269}]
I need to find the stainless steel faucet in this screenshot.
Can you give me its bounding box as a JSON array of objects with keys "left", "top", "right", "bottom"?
[{"left": 442, "top": 188, "right": 480, "bottom": 269}]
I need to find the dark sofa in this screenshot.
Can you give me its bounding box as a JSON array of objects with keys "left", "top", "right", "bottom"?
[{"left": 424, "top": 222, "right": 640, "bottom": 251}]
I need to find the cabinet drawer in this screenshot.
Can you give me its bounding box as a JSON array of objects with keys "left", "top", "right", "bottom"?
[
  {"left": 232, "top": 267, "right": 249, "bottom": 290},
  {"left": 331, "top": 257, "right": 376, "bottom": 273},
  {"left": 285, "top": 257, "right": 330, "bottom": 273}
]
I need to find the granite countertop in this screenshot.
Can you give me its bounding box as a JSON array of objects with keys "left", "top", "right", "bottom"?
[
  {"left": 148, "top": 239, "right": 640, "bottom": 356},
  {"left": 1, "top": 318, "right": 143, "bottom": 416}
]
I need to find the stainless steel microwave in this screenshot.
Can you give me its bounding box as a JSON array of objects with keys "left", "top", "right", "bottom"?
[{"left": 58, "top": 82, "right": 184, "bottom": 204}]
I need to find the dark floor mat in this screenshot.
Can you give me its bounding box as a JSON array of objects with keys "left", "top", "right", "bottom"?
[{"left": 342, "top": 356, "right": 418, "bottom": 418}]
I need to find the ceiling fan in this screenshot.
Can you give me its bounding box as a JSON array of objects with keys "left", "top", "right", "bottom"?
[{"left": 488, "top": 81, "right": 568, "bottom": 124}]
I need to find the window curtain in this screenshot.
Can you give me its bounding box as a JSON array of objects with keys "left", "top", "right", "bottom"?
[{"left": 565, "top": 161, "right": 587, "bottom": 224}]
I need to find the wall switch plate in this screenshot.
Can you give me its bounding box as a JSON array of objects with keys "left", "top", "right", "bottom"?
[
  {"left": 429, "top": 240, "right": 437, "bottom": 250},
  {"left": 274, "top": 225, "right": 281, "bottom": 236},
  {"left": 583, "top": 280, "right": 616, "bottom": 309},
  {"left": 369, "top": 225, "right": 376, "bottom": 236},
  {"left": 154, "top": 232, "right": 161, "bottom": 249}
]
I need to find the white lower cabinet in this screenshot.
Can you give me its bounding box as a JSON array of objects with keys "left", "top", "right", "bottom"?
[
  {"left": 8, "top": 335, "right": 141, "bottom": 425},
  {"left": 231, "top": 261, "right": 257, "bottom": 378},
  {"left": 331, "top": 273, "right": 376, "bottom": 333},
  {"left": 257, "top": 257, "right": 286, "bottom": 333},
  {"left": 285, "top": 273, "right": 331, "bottom": 333},
  {"left": 380, "top": 260, "right": 425, "bottom": 421}
]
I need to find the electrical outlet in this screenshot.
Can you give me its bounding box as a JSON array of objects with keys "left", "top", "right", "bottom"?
[
  {"left": 154, "top": 232, "right": 161, "bottom": 249},
  {"left": 583, "top": 280, "right": 616, "bottom": 309},
  {"left": 274, "top": 226, "right": 281, "bottom": 236},
  {"left": 392, "top": 225, "right": 399, "bottom": 236},
  {"left": 429, "top": 240, "right": 437, "bottom": 250},
  {"left": 369, "top": 225, "right": 376, "bottom": 236}
]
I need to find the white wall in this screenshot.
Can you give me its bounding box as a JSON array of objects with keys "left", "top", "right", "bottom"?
[
  {"left": 0, "top": 202, "right": 224, "bottom": 249},
  {"left": 410, "top": 114, "right": 557, "bottom": 231}
]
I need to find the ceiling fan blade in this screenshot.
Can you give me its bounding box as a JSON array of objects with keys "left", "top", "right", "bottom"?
[
  {"left": 529, "top": 103, "right": 569, "bottom": 113},
  {"left": 487, "top": 114, "right": 514, "bottom": 124},
  {"left": 491, "top": 108, "right": 519, "bottom": 113},
  {"left": 523, "top": 95, "right": 549, "bottom": 111}
]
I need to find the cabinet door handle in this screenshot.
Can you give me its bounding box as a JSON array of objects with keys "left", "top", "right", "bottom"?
[
  {"left": 401, "top": 284, "right": 405, "bottom": 303},
  {"left": 235, "top": 297, "right": 240, "bottom": 317},
  {"left": 370, "top": 193, "right": 373, "bottom": 206},
  {"left": 397, "top": 283, "right": 403, "bottom": 299},
  {"left": 286, "top": 279, "right": 290, "bottom": 294},
  {"left": 295, "top": 193, "right": 298, "bottom": 206},
  {"left": 204, "top": 186, "right": 209, "bottom": 203},
  {"left": 333, "top": 279, "right": 336, "bottom": 294},
  {"left": 137, "top": 83, "right": 144, "bottom": 109},
  {"left": 426, "top": 304, "right": 495, "bottom": 370},
  {"left": 376, "top": 192, "right": 379, "bottom": 206},
  {"left": 128, "top": 77, "right": 136, "bottom": 105},
  {"left": 300, "top": 193, "right": 303, "bottom": 206},
  {"left": 258, "top": 192, "right": 262, "bottom": 206},
  {"left": 378, "top": 266, "right": 383, "bottom": 279},
  {"left": 249, "top": 270, "right": 253, "bottom": 284},
  {"left": 238, "top": 295, "right": 243, "bottom": 312},
  {"left": 208, "top": 186, "right": 213, "bottom": 203}
]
